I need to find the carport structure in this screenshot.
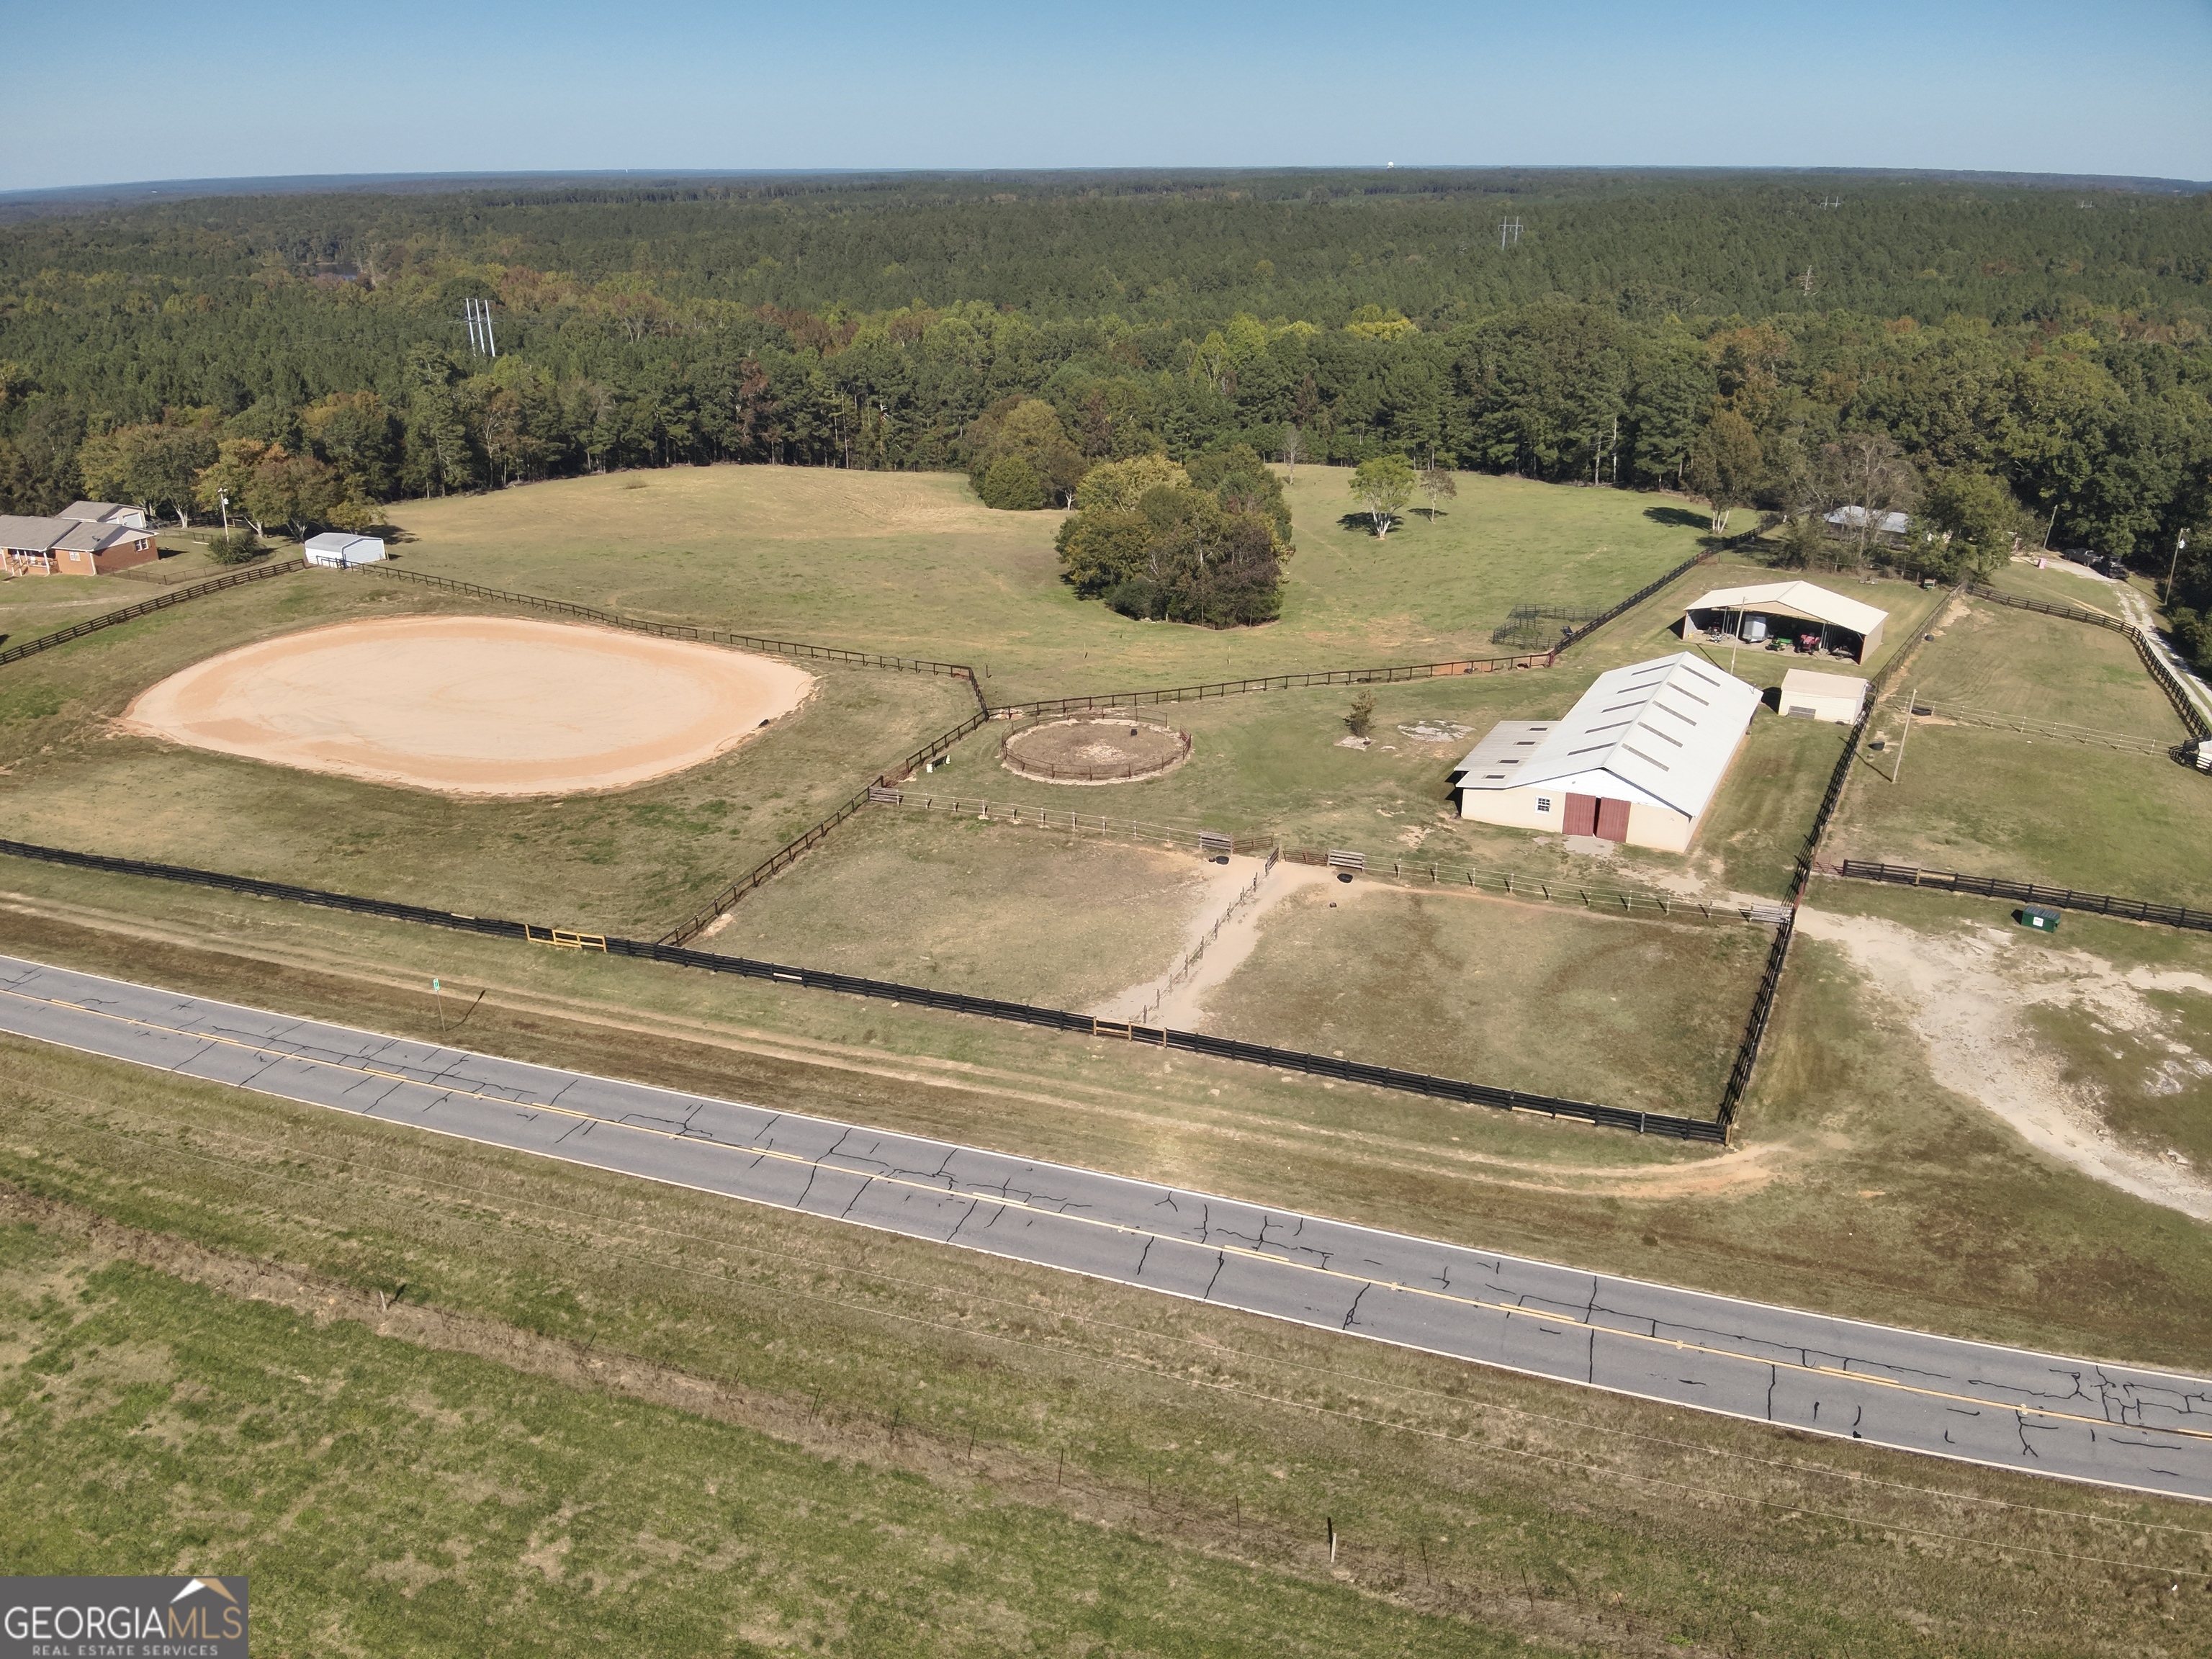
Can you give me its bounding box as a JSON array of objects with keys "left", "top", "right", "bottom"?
[{"left": 1684, "top": 580, "right": 1889, "bottom": 664}]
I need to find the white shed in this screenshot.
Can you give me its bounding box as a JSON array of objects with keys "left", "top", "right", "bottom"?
[
  {"left": 1449, "top": 653, "right": 1763, "bottom": 852},
  {"left": 1779, "top": 667, "right": 1868, "bottom": 725},
  {"left": 304, "top": 532, "right": 387, "bottom": 569}
]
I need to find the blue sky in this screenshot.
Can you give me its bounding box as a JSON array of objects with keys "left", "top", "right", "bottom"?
[{"left": 7, "top": 0, "right": 2208, "bottom": 191}]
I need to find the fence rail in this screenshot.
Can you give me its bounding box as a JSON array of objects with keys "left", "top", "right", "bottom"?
[
  {"left": 1898, "top": 698, "right": 2185, "bottom": 757},
  {"left": 1965, "top": 581, "right": 2211, "bottom": 742},
  {"left": 655, "top": 709, "right": 992, "bottom": 946},
  {"left": 1556, "top": 548, "right": 1715, "bottom": 649},
  {"left": 0, "top": 558, "right": 306, "bottom": 668},
  {"left": 363, "top": 565, "right": 985, "bottom": 708},
  {"left": 1008, "top": 651, "right": 1558, "bottom": 717},
  {"left": 1965, "top": 583, "right": 2128, "bottom": 634},
  {"left": 1830, "top": 860, "right": 2212, "bottom": 934},
  {"left": 0, "top": 833, "right": 1725, "bottom": 1141}
]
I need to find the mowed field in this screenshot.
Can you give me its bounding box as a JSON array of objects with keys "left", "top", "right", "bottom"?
[
  {"left": 1828, "top": 592, "right": 2209, "bottom": 906},
  {"left": 1195, "top": 884, "right": 1767, "bottom": 1115},
  {"left": 0, "top": 570, "right": 977, "bottom": 935},
  {"left": 16, "top": 1028, "right": 2212, "bottom": 1659},
  {"left": 702, "top": 809, "right": 1233, "bottom": 1010},
  {"left": 383, "top": 465, "right": 1711, "bottom": 701}
]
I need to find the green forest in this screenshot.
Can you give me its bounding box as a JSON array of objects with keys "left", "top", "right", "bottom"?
[{"left": 1, "top": 168, "right": 2208, "bottom": 641}]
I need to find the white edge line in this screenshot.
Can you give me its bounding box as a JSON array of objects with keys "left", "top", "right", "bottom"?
[
  {"left": 6, "top": 952, "right": 2212, "bottom": 1392},
  {"left": 3, "top": 1011, "right": 2208, "bottom": 1513}
]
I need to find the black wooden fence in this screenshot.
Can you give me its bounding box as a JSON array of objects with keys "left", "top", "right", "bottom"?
[
  {"left": 0, "top": 558, "right": 306, "bottom": 668},
  {"left": 656, "top": 709, "right": 993, "bottom": 946},
  {"left": 1555, "top": 547, "right": 1716, "bottom": 649},
  {"left": 363, "top": 565, "right": 987, "bottom": 711},
  {"left": 0, "top": 834, "right": 1725, "bottom": 1141},
  {"left": 1966, "top": 580, "right": 2211, "bottom": 742},
  {"left": 1011, "top": 652, "right": 1557, "bottom": 717},
  {"left": 1833, "top": 860, "right": 2212, "bottom": 934}
]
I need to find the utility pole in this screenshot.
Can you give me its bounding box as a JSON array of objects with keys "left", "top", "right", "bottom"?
[
  {"left": 2164, "top": 532, "right": 2189, "bottom": 603},
  {"left": 1894, "top": 687, "right": 1915, "bottom": 784}
]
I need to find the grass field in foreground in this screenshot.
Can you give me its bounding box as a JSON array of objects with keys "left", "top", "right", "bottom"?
[
  {"left": 9, "top": 1043, "right": 2212, "bottom": 1659},
  {"left": 7, "top": 867, "right": 2212, "bottom": 1380},
  {"left": 1827, "top": 596, "right": 2208, "bottom": 905},
  {"left": 705, "top": 809, "right": 1226, "bottom": 1010},
  {"left": 1195, "top": 883, "right": 1766, "bottom": 1115},
  {"left": 0, "top": 568, "right": 977, "bottom": 936},
  {"left": 384, "top": 465, "right": 1709, "bottom": 701},
  {"left": 0, "top": 1224, "right": 1519, "bottom": 1659}
]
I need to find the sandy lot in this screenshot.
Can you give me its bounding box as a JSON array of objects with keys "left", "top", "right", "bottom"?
[{"left": 123, "top": 616, "right": 815, "bottom": 796}]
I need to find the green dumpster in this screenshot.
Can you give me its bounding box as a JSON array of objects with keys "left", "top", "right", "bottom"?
[{"left": 2016, "top": 905, "right": 2061, "bottom": 933}]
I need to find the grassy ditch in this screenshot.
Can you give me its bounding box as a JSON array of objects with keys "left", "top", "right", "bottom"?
[{"left": 6, "top": 1051, "right": 2212, "bottom": 1658}]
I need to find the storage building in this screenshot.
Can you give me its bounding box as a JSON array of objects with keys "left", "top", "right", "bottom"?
[
  {"left": 1449, "top": 653, "right": 1763, "bottom": 851},
  {"left": 303, "top": 532, "right": 387, "bottom": 569},
  {"left": 1682, "top": 580, "right": 1889, "bottom": 664},
  {"left": 1778, "top": 667, "right": 1869, "bottom": 725}
]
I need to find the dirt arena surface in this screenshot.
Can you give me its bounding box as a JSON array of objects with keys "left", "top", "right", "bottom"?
[
  {"left": 123, "top": 616, "right": 815, "bottom": 796},
  {"left": 1002, "top": 716, "right": 1191, "bottom": 783}
]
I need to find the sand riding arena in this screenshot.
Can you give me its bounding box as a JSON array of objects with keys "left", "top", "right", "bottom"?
[
  {"left": 123, "top": 615, "right": 816, "bottom": 796},
  {"left": 1000, "top": 714, "right": 1192, "bottom": 784}
]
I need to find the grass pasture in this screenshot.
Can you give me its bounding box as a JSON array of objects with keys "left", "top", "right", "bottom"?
[
  {"left": 387, "top": 465, "right": 1712, "bottom": 701},
  {"left": 1827, "top": 592, "right": 2209, "bottom": 905},
  {"left": 0, "top": 568, "right": 978, "bottom": 935},
  {"left": 703, "top": 808, "right": 1230, "bottom": 1010},
  {"left": 936, "top": 667, "right": 1840, "bottom": 904},
  {"left": 18, "top": 1051, "right": 2212, "bottom": 1659},
  {"left": 1196, "top": 884, "right": 1768, "bottom": 1116}
]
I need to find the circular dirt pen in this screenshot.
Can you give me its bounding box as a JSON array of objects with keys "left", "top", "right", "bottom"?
[
  {"left": 1001, "top": 715, "right": 1192, "bottom": 785},
  {"left": 123, "top": 616, "right": 815, "bottom": 796}
]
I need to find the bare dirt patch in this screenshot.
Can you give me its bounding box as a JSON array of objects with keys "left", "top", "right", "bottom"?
[
  {"left": 1795, "top": 906, "right": 2212, "bottom": 1220},
  {"left": 121, "top": 615, "right": 814, "bottom": 796}
]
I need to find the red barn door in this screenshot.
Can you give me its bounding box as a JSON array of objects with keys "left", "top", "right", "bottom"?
[
  {"left": 1593, "top": 797, "right": 1630, "bottom": 843},
  {"left": 1563, "top": 793, "right": 1599, "bottom": 836}
]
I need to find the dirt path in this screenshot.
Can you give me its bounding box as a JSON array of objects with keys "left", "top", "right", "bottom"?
[
  {"left": 1796, "top": 906, "right": 2212, "bottom": 1220},
  {"left": 1086, "top": 853, "right": 1305, "bottom": 1023}
]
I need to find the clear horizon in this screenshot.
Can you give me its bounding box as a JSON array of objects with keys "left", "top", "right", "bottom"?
[{"left": 10, "top": 0, "right": 2208, "bottom": 194}]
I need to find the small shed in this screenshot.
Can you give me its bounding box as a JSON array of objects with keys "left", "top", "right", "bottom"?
[
  {"left": 304, "top": 532, "right": 387, "bottom": 569},
  {"left": 1778, "top": 668, "right": 1869, "bottom": 725}
]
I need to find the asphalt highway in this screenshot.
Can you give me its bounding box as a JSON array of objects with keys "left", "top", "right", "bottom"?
[{"left": 4, "top": 952, "right": 2210, "bottom": 1503}]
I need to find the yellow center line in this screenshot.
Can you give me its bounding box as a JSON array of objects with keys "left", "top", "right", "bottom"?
[{"left": 9, "top": 983, "right": 2208, "bottom": 1449}]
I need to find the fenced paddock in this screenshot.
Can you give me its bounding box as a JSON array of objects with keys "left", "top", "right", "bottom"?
[
  {"left": 0, "top": 832, "right": 1725, "bottom": 1141},
  {"left": 1001, "top": 716, "right": 1192, "bottom": 784}
]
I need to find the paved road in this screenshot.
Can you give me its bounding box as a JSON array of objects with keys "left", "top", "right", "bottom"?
[{"left": 5, "top": 953, "right": 2211, "bottom": 1503}]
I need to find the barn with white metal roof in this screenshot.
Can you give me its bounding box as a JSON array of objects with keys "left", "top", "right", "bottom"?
[
  {"left": 1682, "top": 580, "right": 1889, "bottom": 663},
  {"left": 1449, "top": 653, "right": 1763, "bottom": 851}
]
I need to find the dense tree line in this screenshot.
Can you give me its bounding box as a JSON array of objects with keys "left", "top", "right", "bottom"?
[{"left": 0, "top": 172, "right": 2206, "bottom": 643}]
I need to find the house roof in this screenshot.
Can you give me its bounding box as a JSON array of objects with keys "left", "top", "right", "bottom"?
[
  {"left": 1452, "top": 653, "right": 1763, "bottom": 820},
  {"left": 0, "top": 515, "right": 74, "bottom": 552},
  {"left": 1824, "top": 504, "right": 1910, "bottom": 536},
  {"left": 53, "top": 520, "right": 147, "bottom": 553},
  {"left": 1686, "top": 580, "right": 1889, "bottom": 637},
  {"left": 59, "top": 500, "right": 135, "bottom": 524},
  {"left": 1779, "top": 667, "right": 1869, "bottom": 705}
]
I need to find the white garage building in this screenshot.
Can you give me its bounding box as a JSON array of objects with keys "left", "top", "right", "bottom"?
[
  {"left": 304, "top": 532, "right": 387, "bottom": 569},
  {"left": 1449, "top": 653, "right": 1763, "bottom": 851},
  {"left": 1778, "top": 667, "right": 1869, "bottom": 724}
]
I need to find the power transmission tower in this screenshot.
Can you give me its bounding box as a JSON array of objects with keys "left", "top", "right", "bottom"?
[
  {"left": 461, "top": 296, "right": 498, "bottom": 359},
  {"left": 1498, "top": 217, "right": 1522, "bottom": 249}
]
